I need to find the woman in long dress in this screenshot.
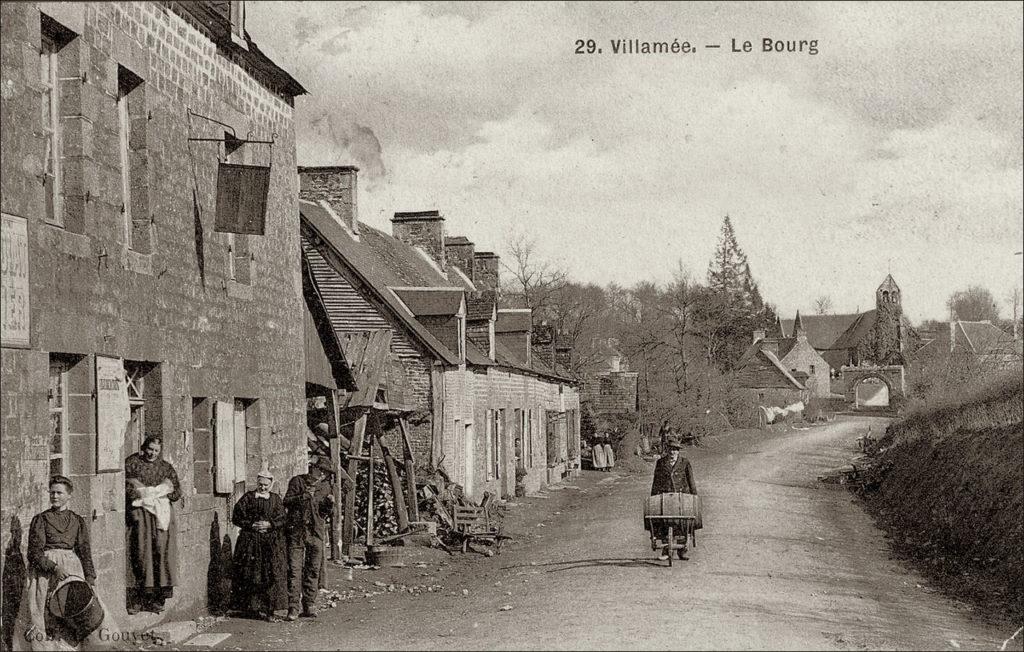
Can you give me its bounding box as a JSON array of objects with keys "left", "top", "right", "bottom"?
[
  {"left": 591, "top": 435, "right": 608, "bottom": 471},
  {"left": 12, "top": 476, "right": 100, "bottom": 651},
  {"left": 231, "top": 464, "right": 288, "bottom": 621},
  {"left": 125, "top": 436, "right": 181, "bottom": 614}
]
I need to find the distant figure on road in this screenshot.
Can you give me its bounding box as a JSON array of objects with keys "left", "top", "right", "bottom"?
[
  {"left": 592, "top": 435, "right": 608, "bottom": 471},
  {"left": 650, "top": 436, "right": 699, "bottom": 559},
  {"left": 603, "top": 436, "right": 616, "bottom": 472}
]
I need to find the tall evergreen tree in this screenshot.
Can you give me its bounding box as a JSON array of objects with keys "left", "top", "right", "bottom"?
[
  {"left": 704, "top": 215, "right": 775, "bottom": 370},
  {"left": 707, "top": 215, "right": 749, "bottom": 301}
]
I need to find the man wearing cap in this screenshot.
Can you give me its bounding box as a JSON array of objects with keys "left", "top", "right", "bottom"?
[
  {"left": 231, "top": 462, "right": 287, "bottom": 621},
  {"left": 650, "top": 435, "right": 699, "bottom": 560},
  {"left": 284, "top": 457, "right": 335, "bottom": 620}
]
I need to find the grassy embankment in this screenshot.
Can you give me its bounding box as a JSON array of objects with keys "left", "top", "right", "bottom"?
[{"left": 860, "top": 368, "right": 1023, "bottom": 622}]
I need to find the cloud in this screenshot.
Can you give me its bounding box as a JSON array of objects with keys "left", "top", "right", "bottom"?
[{"left": 247, "top": 1, "right": 1023, "bottom": 322}]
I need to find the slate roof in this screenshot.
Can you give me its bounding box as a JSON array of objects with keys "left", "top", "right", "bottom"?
[
  {"left": 828, "top": 310, "right": 878, "bottom": 352},
  {"left": 736, "top": 349, "right": 807, "bottom": 390},
  {"left": 300, "top": 200, "right": 460, "bottom": 365},
  {"left": 300, "top": 200, "right": 572, "bottom": 382},
  {"left": 954, "top": 321, "right": 1016, "bottom": 354},
  {"left": 495, "top": 310, "right": 532, "bottom": 334},
  {"left": 780, "top": 313, "right": 861, "bottom": 349},
  {"left": 391, "top": 288, "right": 464, "bottom": 316},
  {"left": 738, "top": 337, "right": 798, "bottom": 366}
]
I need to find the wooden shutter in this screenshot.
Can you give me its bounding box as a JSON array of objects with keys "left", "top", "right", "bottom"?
[
  {"left": 214, "top": 400, "right": 234, "bottom": 493},
  {"left": 95, "top": 355, "right": 128, "bottom": 472}
]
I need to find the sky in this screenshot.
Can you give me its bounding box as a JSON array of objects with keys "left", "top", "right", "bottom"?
[{"left": 247, "top": 1, "right": 1024, "bottom": 324}]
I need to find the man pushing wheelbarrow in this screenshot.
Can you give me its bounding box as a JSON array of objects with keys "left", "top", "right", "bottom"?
[{"left": 644, "top": 435, "right": 701, "bottom": 564}]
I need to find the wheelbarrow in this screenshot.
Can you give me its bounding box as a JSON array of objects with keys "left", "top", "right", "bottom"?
[{"left": 643, "top": 493, "right": 701, "bottom": 567}]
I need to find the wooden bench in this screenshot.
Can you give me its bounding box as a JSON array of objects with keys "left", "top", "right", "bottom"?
[{"left": 452, "top": 506, "right": 510, "bottom": 554}]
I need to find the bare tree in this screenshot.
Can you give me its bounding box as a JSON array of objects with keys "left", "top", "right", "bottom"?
[
  {"left": 947, "top": 285, "right": 1000, "bottom": 322},
  {"left": 813, "top": 295, "right": 833, "bottom": 315},
  {"left": 500, "top": 229, "right": 568, "bottom": 317}
]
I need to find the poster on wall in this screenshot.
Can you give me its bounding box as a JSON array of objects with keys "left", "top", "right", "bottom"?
[
  {"left": 1, "top": 213, "right": 30, "bottom": 348},
  {"left": 96, "top": 355, "right": 129, "bottom": 472}
]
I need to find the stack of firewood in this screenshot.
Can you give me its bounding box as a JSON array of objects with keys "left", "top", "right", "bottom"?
[
  {"left": 414, "top": 463, "right": 505, "bottom": 547},
  {"left": 354, "top": 460, "right": 399, "bottom": 540}
]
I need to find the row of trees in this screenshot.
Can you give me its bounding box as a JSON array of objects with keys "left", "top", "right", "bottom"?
[{"left": 501, "top": 216, "right": 777, "bottom": 432}]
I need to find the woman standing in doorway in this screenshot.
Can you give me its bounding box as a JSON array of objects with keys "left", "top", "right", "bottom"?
[{"left": 125, "top": 436, "right": 181, "bottom": 614}]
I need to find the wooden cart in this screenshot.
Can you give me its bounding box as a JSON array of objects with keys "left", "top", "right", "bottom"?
[{"left": 643, "top": 493, "right": 701, "bottom": 567}]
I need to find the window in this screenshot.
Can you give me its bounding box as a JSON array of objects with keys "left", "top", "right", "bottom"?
[
  {"left": 485, "top": 410, "right": 493, "bottom": 481},
  {"left": 48, "top": 359, "right": 68, "bottom": 476},
  {"left": 193, "top": 398, "right": 213, "bottom": 494},
  {"left": 525, "top": 409, "right": 533, "bottom": 468},
  {"left": 123, "top": 361, "right": 161, "bottom": 455},
  {"left": 233, "top": 399, "right": 259, "bottom": 485},
  {"left": 492, "top": 409, "right": 503, "bottom": 481},
  {"left": 40, "top": 31, "right": 62, "bottom": 225},
  {"left": 48, "top": 353, "right": 93, "bottom": 476},
  {"left": 117, "top": 65, "right": 150, "bottom": 253},
  {"left": 809, "top": 364, "right": 816, "bottom": 374}
]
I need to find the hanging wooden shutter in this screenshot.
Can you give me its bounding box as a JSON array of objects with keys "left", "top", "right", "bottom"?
[
  {"left": 214, "top": 400, "right": 234, "bottom": 493},
  {"left": 95, "top": 355, "right": 128, "bottom": 472}
]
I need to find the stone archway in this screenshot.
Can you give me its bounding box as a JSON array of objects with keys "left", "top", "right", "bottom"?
[{"left": 841, "top": 365, "right": 906, "bottom": 406}]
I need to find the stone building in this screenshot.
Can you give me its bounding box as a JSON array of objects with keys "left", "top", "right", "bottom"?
[
  {"left": 1, "top": 0, "right": 306, "bottom": 626},
  {"left": 579, "top": 338, "right": 639, "bottom": 427},
  {"left": 733, "top": 345, "right": 810, "bottom": 426},
  {"left": 780, "top": 275, "right": 918, "bottom": 375},
  {"left": 742, "top": 311, "right": 832, "bottom": 398},
  {"left": 297, "top": 166, "right": 580, "bottom": 508}
]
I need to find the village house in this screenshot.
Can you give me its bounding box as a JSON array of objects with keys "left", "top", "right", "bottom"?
[
  {"left": 0, "top": 0, "right": 308, "bottom": 626},
  {"left": 577, "top": 337, "right": 639, "bottom": 439},
  {"left": 732, "top": 344, "right": 811, "bottom": 426},
  {"left": 912, "top": 318, "right": 1022, "bottom": 371},
  {"left": 779, "top": 275, "right": 917, "bottom": 373},
  {"left": 296, "top": 166, "right": 581, "bottom": 535},
  {"left": 742, "top": 312, "right": 831, "bottom": 398}
]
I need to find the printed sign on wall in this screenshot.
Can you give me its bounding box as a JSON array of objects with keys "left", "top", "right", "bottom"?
[
  {"left": 1, "top": 213, "right": 30, "bottom": 348},
  {"left": 96, "top": 356, "right": 129, "bottom": 472}
]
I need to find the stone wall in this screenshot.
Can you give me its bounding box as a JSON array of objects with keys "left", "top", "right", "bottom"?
[
  {"left": 581, "top": 371, "right": 639, "bottom": 415},
  {"left": 1, "top": 1, "right": 303, "bottom": 626}
]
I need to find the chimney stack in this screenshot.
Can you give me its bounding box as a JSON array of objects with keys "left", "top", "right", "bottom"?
[
  {"left": 392, "top": 211, "right": 446, "bottom": 270},
  {"left": 752, "top": 329, "right": 766, "bottom": 344},
  {"left": 532, "top": 321, "right": 556, "bottom": 368},
  {"left": 298, "top": 166, "right": 359, "bottom": 235},
  {"left": 473, "top": 252, "right": 500, "bottom": 293},
  {"left": 444, "top": 236, "right": 475, "bottom": 281}
]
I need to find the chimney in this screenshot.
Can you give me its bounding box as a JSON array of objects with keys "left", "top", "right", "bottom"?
[
  {"left": 392, "top": 211, "right": 446, "bottom": 270},
  {"left": 444, "top": 236, "right": 475, "bottom": 281},
  {"left": 298, "top": 166, "right": 359, "bottom": 235},
  {"left": 555, "top": 342, "right": 572, "bottom": 373},
  {"left": 532, "top": 321, "right": 556, "bottom": 368},
  {"left": 752, "top": 329, "right": 766, "bottom": 344},
  {"left": 473, "top": 252, "right": 500, "bottom": 293}
]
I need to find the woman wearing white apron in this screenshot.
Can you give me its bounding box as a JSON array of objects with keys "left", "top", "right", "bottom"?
[
  {"left": 12, "top": 476, "right": 113, "bottom": 651},
  {"left": 591, "top": 435, "right": 608, "bottom": 470}
]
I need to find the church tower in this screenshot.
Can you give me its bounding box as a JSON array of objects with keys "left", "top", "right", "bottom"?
[
  {"left": 874, "top": 274, "right": 905, "bottom": 358},
  {"left": 876, "top": 274, "right": 901, "bottom": 310}
]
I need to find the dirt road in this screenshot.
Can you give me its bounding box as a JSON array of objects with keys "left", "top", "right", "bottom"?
[{"left": 213, "top": 417, "right": 1017, "bottom": 651}]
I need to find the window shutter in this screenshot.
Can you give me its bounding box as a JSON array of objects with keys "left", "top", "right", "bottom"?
[
  {"left": 214, "top": 400, "right": 234, "bottom": 493},
  {"left": 95, "top": 356, "right": 128, "bottom": 472}
]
